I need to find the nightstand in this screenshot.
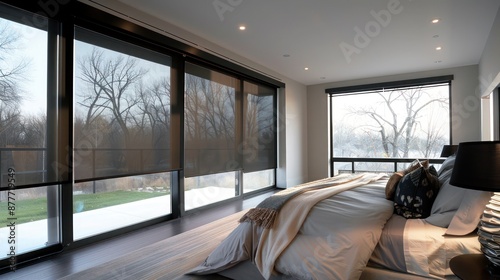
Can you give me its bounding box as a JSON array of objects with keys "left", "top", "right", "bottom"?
[{"left": 450, "top": 254, "right": 500, "bottom": 280}]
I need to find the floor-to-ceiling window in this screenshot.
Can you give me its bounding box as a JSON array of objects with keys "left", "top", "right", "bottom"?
[
  {"left": 242, "top": 81, "right": 276, "bottom": 193},
  {"left": 184, "top": 63, "right": 278, "bottom": 210},
  {"left": 0, "top": 4, "right": 62, "bottom": 263},
  {"left": 73, "top": 27, "right": 175, "bottom": 239},
  {"left": 184, "top": 63, "right": 240, "bottom": 209}
]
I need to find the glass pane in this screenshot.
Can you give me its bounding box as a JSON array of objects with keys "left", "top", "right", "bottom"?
[
  {"left": 332, "top": 84, "right": 450, "bottom": 159},
  {"left": 184, "top": 63, "right": 238, "bottom": 177},
  {"left": 243, "top": 169, "right": 274, "bottom": 193},
  {"left": 185, "top": 171, "right": 236, "bottom": 210},
  {"left": 74, "top": 27, "right": 173, "bottom": 181},
  {"left": 0, "top": 186, "right": 59, "bottom": 258},
  {"left": 243, "top": 82, "right": 276, "bottom": 172},
  {"left": 73, "top": 173, "right": 171, "bottom": 240},
  {"left": 0, "top": 6, "right": 59, "bottom": 263},
  {"left": 0, "top": 13, "right": 50, "bottom": 187},
  {"left": 333, "top": 162, "right": 352, "bottom": 175},
  {"left": 73, "top": 27, "right": 173, "bottom": 239}
]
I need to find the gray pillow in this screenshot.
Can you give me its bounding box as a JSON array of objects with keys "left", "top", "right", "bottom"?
[
  {"left": 437, "top": 155, "right": 455, "bottom": 179},
  {"left": 425, "top": 177, "right": 467, "bottom": 227}
]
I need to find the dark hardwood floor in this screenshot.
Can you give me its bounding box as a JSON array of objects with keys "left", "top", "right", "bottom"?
[{"left": 0, "top": 190, "right": 274, "bottom": 280}]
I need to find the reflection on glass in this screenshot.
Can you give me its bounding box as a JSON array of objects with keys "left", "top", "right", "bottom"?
[
  {"left": 184, "top": 171, "right": 236, "bottom": 210},
  {"left": 243, "top": 169, "right": 274, "bottom": 193},
  {"left": 0, "top": 186, "right": 59, "bottom": 257},
  {"left": 73, "top": 173, "right": 171, "bottom": 240}
]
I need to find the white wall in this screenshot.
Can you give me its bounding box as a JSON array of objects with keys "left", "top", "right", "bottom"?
[
  {"left": 282, "top": 82, "right": 308, "bottom": 187},
  {"left": 307, "top": 65, "right": 481, "bottom": 181},
  {"left": 81, "top": 0, "right": 309, "bottom": 188},
  {"left": 479, "top": 6, "right": 500, "bottom": 97},
  {"left": 479, "top": 7, "right": 500, "bottom": 140}
]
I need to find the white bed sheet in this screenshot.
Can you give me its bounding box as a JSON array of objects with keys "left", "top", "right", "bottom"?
[{"left": 404, "top": 218, "right": 481, "bottom": 279}]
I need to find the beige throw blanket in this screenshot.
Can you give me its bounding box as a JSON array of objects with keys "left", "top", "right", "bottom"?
[
  {"left": 254, "top": 172, "right": 387, "bottom": 279},
  {"left": 240, "top": 174, "right": 367, "bottom": 228}
]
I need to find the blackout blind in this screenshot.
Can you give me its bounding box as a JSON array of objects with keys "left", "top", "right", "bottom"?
[
  {"left": 184, "top": 63, "right": 277, "bottom": 177},
  {"left": 73, "top": 27, "right": 175, "bottom": 182},
  {"left": 325, "top": 75, "right": 454, "bottom": 95},
  {"left": 243, "top": 81, "right": 277, "bottom": 173},
  {"left": 184, "top": 62, "right": 239, "bottom": 177}
]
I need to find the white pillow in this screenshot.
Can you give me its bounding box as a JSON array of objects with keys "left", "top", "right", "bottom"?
[
  {"left": 445, "top": 190, "right": 492, "bottom": 236},
  {"left": 426, "top": 155, "right": 492, "bottom": 234}
]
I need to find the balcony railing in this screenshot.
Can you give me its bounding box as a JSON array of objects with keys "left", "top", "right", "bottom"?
[
  {"left": 0, "top": 147, "right": 172, "bottom": 190},
  {"left": 331, "top": 157, "right": 446, "bottom": 175}
]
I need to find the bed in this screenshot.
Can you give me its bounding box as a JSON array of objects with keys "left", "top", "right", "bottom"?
[{"left": 188, "top": 156, "right": 491, "bottom": 279}]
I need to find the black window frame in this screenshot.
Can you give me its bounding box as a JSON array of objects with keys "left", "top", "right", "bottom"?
[{"left": 325, "top": 75, "right": 453, "bottom": 177}]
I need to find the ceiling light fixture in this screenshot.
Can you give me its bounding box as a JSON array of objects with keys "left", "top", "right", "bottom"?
[
  {"left": 436, "top": 46, "right": 442, "bottom": 51},
  {"left": 432, "top": 18, "right": 440, "bottom": 24},
  {"left": 304, "top": 67, "right": 309, "bottom": 71},
  {"left": 239, "top": 25, "right": 246, "bottom": 31}
]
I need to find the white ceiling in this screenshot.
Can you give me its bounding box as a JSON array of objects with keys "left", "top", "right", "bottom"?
[{"left": 112, "top": 0, "right": 499, "bottom": 86}]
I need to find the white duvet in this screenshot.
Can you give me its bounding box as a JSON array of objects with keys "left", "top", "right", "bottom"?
[{"left": 190, "top": 173, "right": 394, "bottom": 280}]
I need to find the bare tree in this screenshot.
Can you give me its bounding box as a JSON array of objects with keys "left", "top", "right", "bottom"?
[
  {"left": 184, "top": 75, "right": 235, "bottom": 144},
  {"left": 351, "top": 86, "right": 448, "bottom": 158},
  {"left": 0, "top": 20, "right": 32, "bottom": 149},
  {"left": 0, "top": 21, "right": 29, "bottom": 110},
  {"left": 76, "top": 47, "right": 147, "bottom": 149},
  {"left": 139, "top": 78, "right": 171, "bottom": 147}
]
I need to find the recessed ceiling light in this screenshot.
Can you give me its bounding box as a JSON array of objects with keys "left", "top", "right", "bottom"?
[
  {"left": 304, "top": 67, "right": 309, "bottom": 71},
  {"left": 239, "top": 25, "right": 246, "bottom": 31},
  {"left": 436, "top": 46, "right": 442, "bottom": 51},
  {"left": 432, "top": 18, "right": 440, "bottom": 24}
]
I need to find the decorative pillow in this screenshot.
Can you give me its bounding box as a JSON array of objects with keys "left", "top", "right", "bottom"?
[
  {"left": 393, "top": 165, "right": 440, "bottom": 219},
  {"left": 385, "top": 159, "right": 429, "bottom": 201},
  {"left": 406, "top": 159, "right": 429, "bottom": 173}
]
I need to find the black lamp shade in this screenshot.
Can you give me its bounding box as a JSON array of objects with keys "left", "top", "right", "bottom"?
[
  {"left": 440, "top": 145, "right": 458, "bottom": 157},
  {"left": 449, "top": 141, "right": 500, "bottom": 192}
]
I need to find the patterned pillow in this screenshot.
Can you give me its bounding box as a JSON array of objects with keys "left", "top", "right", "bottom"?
[
  {"left": 394, "top": 165, "right": 440, "bottom": 219},
  {"left": 385, "top": 159, "right": 429, "bottom": 201}
]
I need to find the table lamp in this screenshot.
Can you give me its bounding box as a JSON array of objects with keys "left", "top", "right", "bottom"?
[
  {"left": 449, "top": 141, "right": 500, "bottom": 272},
  {"left": 440, "top": 144, "right": 458, "bottom": 157}
]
